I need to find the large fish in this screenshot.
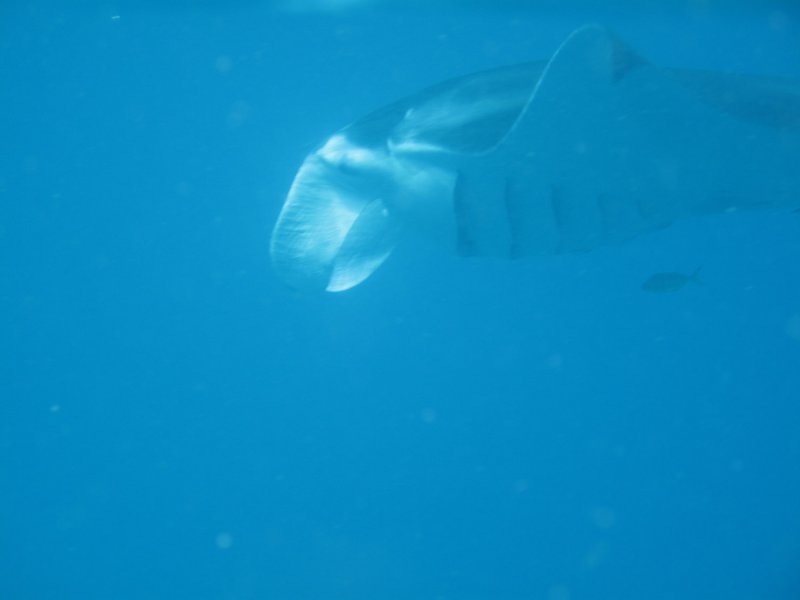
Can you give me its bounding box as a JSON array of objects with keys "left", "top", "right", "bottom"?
[{"left": 270, "top": 24, "right": 800, "bottom": 292}]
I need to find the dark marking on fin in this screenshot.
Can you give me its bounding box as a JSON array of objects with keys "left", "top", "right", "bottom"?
[
  {"left": 610, "top": 37, "right": 646, "bottom": 83},
  {"left": 671, "top": 69, "right": 800, "bottom": 131}
]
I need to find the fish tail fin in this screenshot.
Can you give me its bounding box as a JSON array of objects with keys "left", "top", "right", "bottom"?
[{"left": 691, "top": 266, "right": 703, "bottom": 284}]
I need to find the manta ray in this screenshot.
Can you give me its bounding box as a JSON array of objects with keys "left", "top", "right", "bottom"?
[{"left": 270, "top": 24, "right": 800, "bottom": 292}]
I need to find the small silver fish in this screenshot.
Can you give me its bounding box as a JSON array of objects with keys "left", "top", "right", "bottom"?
[{"left": 641, "top": 267, "right": 702, "bottom": 293}]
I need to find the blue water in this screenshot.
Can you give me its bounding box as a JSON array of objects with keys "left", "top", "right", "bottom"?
[{"left": 2, "top": 2, "right": 799, "bottom": 598}]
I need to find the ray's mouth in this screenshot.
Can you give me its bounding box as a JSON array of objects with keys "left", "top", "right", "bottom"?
[{"left": 270, "top": 139, "right": 402, "bottom": 292}]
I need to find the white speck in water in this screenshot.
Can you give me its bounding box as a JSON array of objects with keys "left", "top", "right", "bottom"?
[
  {"left": 769, "top": 10, "right": 789, "bottom": 31},
  {"left": 420, "top": 407, "right": 437, "bottom": 424},
  {"left": 589, "top": 506, "right": 616, "bottom": 529},
  {"left": 215, "top": 55, "right": 233, "bottom": 74},
  {"left": 215, "top": 532, "right": 233, "bottom": 550},
  {"left": 729, "top": 458, "right": 745, "bottom": 473},
  {"left": 548, "top": 584, "right": 571, "bottom": 600},
  {"left": 546, "top": 353, "right": 563, "bottom": 369}
]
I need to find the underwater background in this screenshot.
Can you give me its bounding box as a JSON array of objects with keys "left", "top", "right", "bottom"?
[{"left": 1, "top": 1, "right": 799, "bottom": 598}]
